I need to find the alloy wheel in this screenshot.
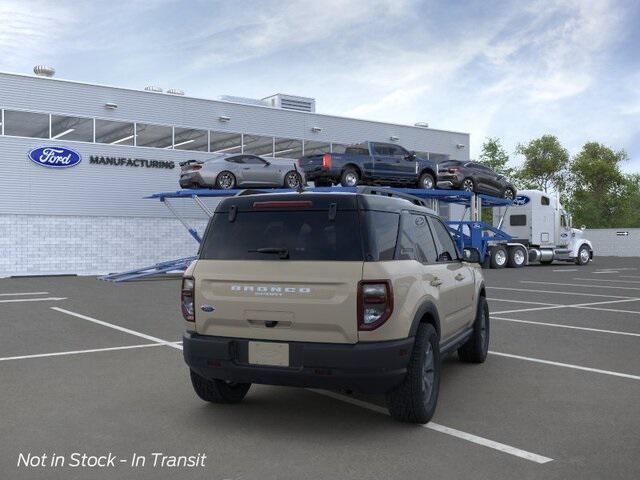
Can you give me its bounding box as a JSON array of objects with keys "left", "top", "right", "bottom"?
[
  {"left": 462, "top": 179, "right": 474, "bottom": 192},
  {"left": 285, "top": 172, "right": 300, "bottom": 188},
  {"left": 344, "top": 172, "right": 358, "bottom": 186},
  {"left": 421, "top": 343, "right": 435, "bottom": 400}
]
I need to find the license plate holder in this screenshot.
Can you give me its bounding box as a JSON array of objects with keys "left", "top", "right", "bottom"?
[{"left": 248, "top": 341, "right": 290, "bottom": 367}]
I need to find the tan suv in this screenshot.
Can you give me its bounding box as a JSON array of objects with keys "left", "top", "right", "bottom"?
[{"left": 182, "top": 188, "right": 489, "bottom": 423}]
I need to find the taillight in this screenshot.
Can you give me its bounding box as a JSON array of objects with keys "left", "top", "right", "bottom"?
[
  {"left": 181, "top": 277, "right": 195, "bottom": 322},
  {"left": 322, "top": 153, "right": 332, "bottom": 169},
  {"left": 357, "top": 280, "right": 393, "bottom": 331}
]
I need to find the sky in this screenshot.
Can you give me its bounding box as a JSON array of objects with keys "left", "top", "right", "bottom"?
[{"left": 1, "top": 0, "right": 639, "bottom": 171}]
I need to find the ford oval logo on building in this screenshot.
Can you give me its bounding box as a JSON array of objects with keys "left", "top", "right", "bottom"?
[
  {"left": 28, "top": 146, "right": 82, "bottom": 169},
  {"left": 513, "top": 195, "right": 530, "bottom": 206}
]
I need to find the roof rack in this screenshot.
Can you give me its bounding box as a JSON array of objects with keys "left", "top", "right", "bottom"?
[{"left": 355, "top": 186, "right": 429, "bottom": 207}]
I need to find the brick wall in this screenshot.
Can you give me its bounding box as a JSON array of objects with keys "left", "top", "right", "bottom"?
[{"left": 1, "top": 215, "right": 207, "bottom": 277}]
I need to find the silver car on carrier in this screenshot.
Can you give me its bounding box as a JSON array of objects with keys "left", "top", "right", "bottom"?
[{"left": 179, "top": 154, "right": 305, "bottom": 190}]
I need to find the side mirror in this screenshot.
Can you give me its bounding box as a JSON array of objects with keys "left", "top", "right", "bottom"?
[
  {"left": 405, "top": 151, "right": 416, "bottom": 161},
  {"left": 462, "top": 248, "right": 481, "bottom": 263},
  {"left": 264, "top": 161, "right": 271, "bottom": 167}
]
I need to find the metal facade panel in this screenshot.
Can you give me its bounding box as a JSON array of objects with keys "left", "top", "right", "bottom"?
[{"left": 0, "top": 72, "right": 470, "bottom": 218}]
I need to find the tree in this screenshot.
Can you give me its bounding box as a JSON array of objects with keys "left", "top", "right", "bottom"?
[
  {"left": 478, "top": 137, "right": 514, "bottom": 177},
  {"left": 566, "top": 142, "right": 634, "bottom": 228},
  {"left": 515, "top": 135, "right": 569, "bottom": 193}
]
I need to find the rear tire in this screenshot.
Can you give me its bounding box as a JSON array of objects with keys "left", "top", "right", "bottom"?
[
  {"left": 489, "top": 245, "right": 507, "bottom": 269},
  {"left": 507, "top": 246, "right": 526, "bottom": 268},
  {"left": 386, "top": 323, "right": 440, "bottom": 424},
  {"left": 458, "top": 297, "right": 490, "bottom": 363},
  {"left": 340, "top": 167, "right": 359, "bottom": 187},
  {"left": 461, "top": 178, "right": 475, "bottom": 192},
  {"left": 418, "top": 172, "right": 435, "bottom": 190},
  {"left": 215, "top": 171, "right": 236, "bottom": 189},
  {"left": 190, "top": 370, "right": 251, "bottom": 404}
]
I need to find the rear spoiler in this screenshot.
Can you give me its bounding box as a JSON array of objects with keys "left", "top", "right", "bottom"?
[{"left": 178, "top": 160, "right": 203, "bottom": 167}]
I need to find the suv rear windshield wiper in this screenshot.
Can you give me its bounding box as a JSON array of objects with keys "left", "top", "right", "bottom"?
[{"left": 248, "top": 247, "right": 290, "bottom": 259}]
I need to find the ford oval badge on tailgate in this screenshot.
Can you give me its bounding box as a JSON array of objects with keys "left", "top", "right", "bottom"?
[
  {"left": 28, "top": 146, "right": 82, "bottom": 169},
  {"left": 201, "top": 305, "right": 215, "bottom": 312}
]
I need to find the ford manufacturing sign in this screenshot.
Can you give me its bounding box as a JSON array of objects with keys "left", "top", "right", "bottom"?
[
  {"left": 28, "top": 146, "right": 82, "bottom": 169},
  {"left": 513, "top": 195, "right": 530, "bottom": 206}
]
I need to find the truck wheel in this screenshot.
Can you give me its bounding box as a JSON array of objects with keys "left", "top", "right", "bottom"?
[
  {"left": 507, "top": 246, "right": 526, "bottom": 268},
  {"left": 386, "top": 323, "right": 440, "bottom": 424},
  {"left": 190, "top": 370, "right": 251, "bottom": 404},
  {"left": 489, "top": 245, "right": 507, "bottom": 269},
  {"left": 340, "top": 168, "right": 359, "bottom": 187},
  {"left": 503, "top": 187, "right": 516, "bottom": 200},
  {"left": 418, "top": 172, "right": 435, "bottom": 190},
  {"left": 458, "top": 296, "right": 490, "bottom": 363},
  {"left": 575, "top": 244, "right": 591, "bottom": 265}
]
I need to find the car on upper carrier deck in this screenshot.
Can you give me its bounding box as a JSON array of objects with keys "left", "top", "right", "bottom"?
[
  {"left": 179, "top": 153, "right": 305, "bottom": 190},
  {"left": 437, "top": 160, "right": 516, "bottom": 199},
  {"left": 297, "top": 141, "right": 438, "bottom": 190}
]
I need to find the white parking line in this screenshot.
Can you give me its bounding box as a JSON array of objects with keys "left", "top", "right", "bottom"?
[
  {"left": 491, "top": 298, "right": 640, "bottom": 315},
  {"left": 488, "top": 286, "right": 636, "bottom": 299},
  {"left": 521, "top": 281, "right": 640, "bottom": 291},
  {"left": 573, "top": 278, "right": 640, "bottom": 284},
  {"left": 310, "top": 390, "right": 553, "bottom": 464},
  {"left": 0, "top": 291, "right": 49, "bottom": 296},
  {"left": 51, "top": 307, "right": 182, "bottom": 350},
  {"left": 0, "top": 343, "right": 164, "bottom": 362},
  {"left": 487, "top": 298, "right": 558, "bottom": 306},
  {"left": 492, "top": 316, "right": 640, "bottom": 338},
  {"left": 552, "top": 269, "right": 578, "bottom": 272},
  {"left": 489, "top": 351, "right": 640, "bottom": 381},
  {"left": 0, "top": 297, "right": 67, "bottom": 303},
  {"left": 621, "top": 275, "right": 640, "bottom": 279}
]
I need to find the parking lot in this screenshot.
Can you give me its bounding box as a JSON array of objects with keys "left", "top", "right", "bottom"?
[{"left": 1, "top": 257, "right": 639, "bottom": 480}]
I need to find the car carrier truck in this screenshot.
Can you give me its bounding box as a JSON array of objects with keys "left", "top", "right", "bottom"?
[{"left": 489, "top": 189, "right": 593, "bottom": 268}]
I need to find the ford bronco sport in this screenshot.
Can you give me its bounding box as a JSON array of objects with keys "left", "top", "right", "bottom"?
[{"left": 182, "top": 188, "right": 489, "bottom": 423}]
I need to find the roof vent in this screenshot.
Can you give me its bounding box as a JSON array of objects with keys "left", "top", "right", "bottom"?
[
  {"left": 167, "top": 88, "right": 185, "bottom": 96},
  {"left": 144, "top": 85, "right": 163, "bottom": 93},
  {"left": 33, "top": 65, "right": 55, "bottom": 77},
  {"left": 262, "top": 94, "right": 316, "bottom": 113}
]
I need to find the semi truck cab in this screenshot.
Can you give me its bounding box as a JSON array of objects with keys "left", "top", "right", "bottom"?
[{"left": 493, "top": 189, "right": 593, "bottom": 266}]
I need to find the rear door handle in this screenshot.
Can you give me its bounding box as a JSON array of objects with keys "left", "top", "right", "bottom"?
[
  {"left": 430, "top": 277, "right": 443, "bottom": 287},
  {"left": 243, "top": 167, "right": 251, "bottom": 170},
  {"left": 455, "top": 273, "right": 465, "bottom": 281}
]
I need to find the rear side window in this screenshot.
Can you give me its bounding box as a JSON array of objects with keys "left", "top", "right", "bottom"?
[
  {"left": 200, "top": 210, "right": 363, "bottom": 261},
  {"left": 345, "top": 146, "right": 369, "bottom": 155},
  {"left": 397, "top": 213, "right": 438, "bottom": 263},
  {"left": 510, "top": 214, "right": 527, "bottom": 226},
  {"left": 362, "top": 211, "right": 399, "bottom": 261},
  {"left": 428, "top": 217, "right": 459, "bottom": 262}
]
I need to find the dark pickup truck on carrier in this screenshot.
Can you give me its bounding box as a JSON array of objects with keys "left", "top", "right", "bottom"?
[{"left": 298, "top": 141, "right": 438, "bottom": 189}]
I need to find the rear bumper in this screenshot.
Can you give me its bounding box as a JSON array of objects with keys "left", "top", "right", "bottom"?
[
  {"left": 179, "top": 172, "right": 205, "bottom": 188},
  {"left": 183, "top": 331, "right": 414, "bottom": 393},
  {"left": 436, "top": 174, "right": 463, "bottom": 189}
]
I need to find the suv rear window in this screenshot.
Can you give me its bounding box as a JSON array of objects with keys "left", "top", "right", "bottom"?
[{"left": 200, "top": 211, "right": 364, "bottom": 261}]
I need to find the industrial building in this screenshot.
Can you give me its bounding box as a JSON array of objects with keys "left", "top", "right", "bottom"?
[{"left": 0, "top": 68, "right": 470, "bottom": 276}]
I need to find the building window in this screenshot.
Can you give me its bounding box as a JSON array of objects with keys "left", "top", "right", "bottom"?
[
  {"left": 3, "top": 110, "right": 49, "bottom": 138},
  {"left": 135, "top": 123, "right": 173, "bottom": 148},
  {"left": 173, "top": 127, "right": 208, "bottom": 151},
  {"left": 95, "top": 119, "right": 134, "bottom": 145},
  {"left": 331, "top": 143, "right": 347, "bottom": 154},
  {"left": 274, "top": 138, "right": 303, "bottom": 158},
  {"left": 303, "top": 140, "right": 330, "bottom": 156},
  {"left": 51, "top": 114, "right": 93, "bottom": 142},
  {"left": 210, "top": 131, "right": 242, "bottom": 154},
  {"left": 243, "top": 134, "right": 274, "bottom": 156}
]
